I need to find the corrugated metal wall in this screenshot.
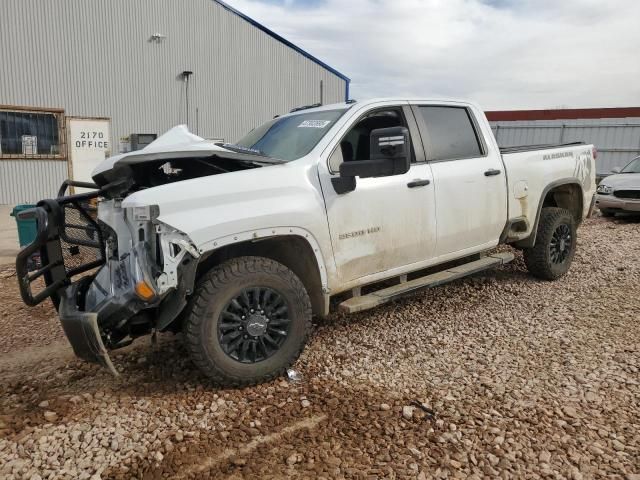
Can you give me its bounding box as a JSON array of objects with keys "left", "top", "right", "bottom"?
[
  {"left": 490, "top": 118, "right": 640, "bottom": 174},
  {"left": 0, "top": 0, "right": 347, "bottom": 203},
  {"left": 0, "top": 160, "right": 67, "bottom": 204}
]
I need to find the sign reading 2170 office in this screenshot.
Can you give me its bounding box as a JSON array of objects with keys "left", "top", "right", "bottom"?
[{"left": 67, "top": 118, "right": 111, "bottom": 187}]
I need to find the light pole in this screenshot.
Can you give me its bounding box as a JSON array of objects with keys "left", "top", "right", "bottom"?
[{"left": 181, "top": 70, "right": 194, "bottom": 127}]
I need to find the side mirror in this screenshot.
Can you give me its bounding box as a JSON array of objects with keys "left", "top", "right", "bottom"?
[
  {"left": 338, "top": 127, "right": 411, "bottom": 179},
  {"left": 370, "top": 126, "right": 412, "bottom": 164},
  {"left": 611, "top": 166, "right": 621, "bottom": 174}
]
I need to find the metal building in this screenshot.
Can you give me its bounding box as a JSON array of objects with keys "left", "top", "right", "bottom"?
[
  {"left": 487, "top": 107, "right": 640, "bottom": 177},
  {"left": 0, "top": 0, "right": 350, "bottom": 204}
]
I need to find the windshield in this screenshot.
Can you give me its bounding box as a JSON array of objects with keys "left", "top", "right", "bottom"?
[
  {"left": 234, "top": 109, "right": 347, "bottom": 161},
  {"left": 621, "top": 157, "right": 640, "bottom": 173}
]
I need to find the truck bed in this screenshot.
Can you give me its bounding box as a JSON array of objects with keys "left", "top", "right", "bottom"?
[{"left": 499, "top": 142, "right": 585, "bottom": 154}]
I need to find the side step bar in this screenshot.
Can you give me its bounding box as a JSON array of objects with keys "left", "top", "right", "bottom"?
[{"left": 339, "top": 252, "right": 515, "bottom": 314}]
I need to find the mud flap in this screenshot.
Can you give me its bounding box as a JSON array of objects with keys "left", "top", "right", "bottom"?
[
  {"left": 59, "top": 292, "right": 119, "bottom": 376},
  {"left": 587, "top": 194, "right": 597, "bottom": 218}
]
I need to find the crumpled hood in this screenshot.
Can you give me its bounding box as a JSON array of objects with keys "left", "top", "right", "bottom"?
[
  {"left": 600, "top": 173, "right": 640, "bottom": 189},
  {"left": 92, "top": 125, "right": 229, "bottom": 178}
]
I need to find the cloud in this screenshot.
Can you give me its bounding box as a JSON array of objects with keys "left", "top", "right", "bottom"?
[{"left": 226, "top": 0, "right": 640, "bottom": 109}]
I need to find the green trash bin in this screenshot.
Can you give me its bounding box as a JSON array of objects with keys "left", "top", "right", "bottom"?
[{"left": 10, "top": 204, "right": 38, "bottom": 247}]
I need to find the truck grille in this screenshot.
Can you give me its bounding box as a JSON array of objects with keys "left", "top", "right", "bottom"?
[
  {"left": 614, "top": 190, "right": 640, "bottom": 200},
  {"left": 59, "top": 199, "right": 104, "bottom": 276}
]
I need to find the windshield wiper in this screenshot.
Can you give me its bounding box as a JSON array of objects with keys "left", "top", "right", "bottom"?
[
  {"left": 214, "top": 143, "right": 286, "bottom": 164},
  {"left": 216, "top": 143, "right": 268, "bottom": 157}
]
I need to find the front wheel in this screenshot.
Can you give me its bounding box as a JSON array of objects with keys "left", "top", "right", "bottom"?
[
  {"left": 183, "top": 256, "right": 312, "bottom": 386},
  {"left": 523, "top": 207, "right": 577, "bottom": 280}
]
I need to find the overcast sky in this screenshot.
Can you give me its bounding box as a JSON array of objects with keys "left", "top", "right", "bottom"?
[{"left": 226, "top": 0, "right": 640, "bottom": 110}]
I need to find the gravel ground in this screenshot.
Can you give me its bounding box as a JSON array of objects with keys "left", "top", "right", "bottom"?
[{"left": 0, "top": 215, "right": 638, "bottom": 479}]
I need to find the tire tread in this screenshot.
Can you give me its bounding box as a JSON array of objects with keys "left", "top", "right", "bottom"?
[
  {"left": 523, "top": 207, "right": 576, "bottom": 280},
  {"left": 183, "top": 256, "right": 312, "bottom": 387}
]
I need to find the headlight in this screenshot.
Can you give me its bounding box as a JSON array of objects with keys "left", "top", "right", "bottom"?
[{"left": 597, "top": 185, "right": 613, "bottom": 195}]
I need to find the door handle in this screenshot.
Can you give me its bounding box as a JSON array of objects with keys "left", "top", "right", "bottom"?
[
  {"left": 407, "top": 179, "right": 431, "bottom": 188},
  {"left": 484, "top": 169, "right": 502, "bottom": 177}
]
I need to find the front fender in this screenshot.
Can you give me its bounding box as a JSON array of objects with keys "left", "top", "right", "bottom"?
[
  {"left": 120, "top": 160, "right": 337, "bottom": 288},
  {"left": 198, "top": 227, "right": 330, "bottom": 293}
]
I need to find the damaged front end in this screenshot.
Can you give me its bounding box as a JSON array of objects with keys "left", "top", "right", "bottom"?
[{"left": 16, "top": 181, "right": 199, "bottom": 375}]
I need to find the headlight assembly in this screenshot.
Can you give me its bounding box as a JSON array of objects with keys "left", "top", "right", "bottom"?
[{"left": 596, "top": 185, "right": 613, "bottom": 195}]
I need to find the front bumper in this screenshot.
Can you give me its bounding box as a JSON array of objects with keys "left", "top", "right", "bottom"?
[
  {"left": 59, "top": 283, "right": 118, "bottom": 375},
  {"left": 15, "top": 187, "right": 148, "bottom": 375},
  {"left": 17, "top": 183, "right": 198, "bottom": 375},
  {"left": 595, "top": 194, "right": 640, "bottom": 212}
]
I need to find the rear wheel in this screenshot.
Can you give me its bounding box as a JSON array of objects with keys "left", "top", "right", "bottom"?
[
  {"left": 183, "top": 256, "right": 312, "bottom": 386},
  {"left": 523, "top": 207, "right": 577, "bottom": 280}
]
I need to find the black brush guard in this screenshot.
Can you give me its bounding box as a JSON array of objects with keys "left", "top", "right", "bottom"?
[
  {"left": 15, "top": 181, "right": 118, "bottom": 375},
  {"left": 16, "top": 181, "right": 106, "bottom": 308}
]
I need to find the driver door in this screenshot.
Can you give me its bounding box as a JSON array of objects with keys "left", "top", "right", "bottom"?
[{"left": 318, "top": 104, "right": 437, "bottom": 284}]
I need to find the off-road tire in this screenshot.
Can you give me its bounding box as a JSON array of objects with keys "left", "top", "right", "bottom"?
[
  {"left": 600, "top": 208, "right": 615, "bottom": 218},
  {"left": 183, "top": 256, "right": 312, "bottom": 386},
  {"left": 523, "top": 207, "right": 577, "bottom": 280}
]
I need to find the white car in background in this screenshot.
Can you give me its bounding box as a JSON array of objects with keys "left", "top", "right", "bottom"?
[{"left": 596, "top": 156, "right": 640, "bottom": 217}]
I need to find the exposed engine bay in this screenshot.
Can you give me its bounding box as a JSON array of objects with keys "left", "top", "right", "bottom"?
[{"left": 94, "top": 152, "right": 274, "bottom": 198}]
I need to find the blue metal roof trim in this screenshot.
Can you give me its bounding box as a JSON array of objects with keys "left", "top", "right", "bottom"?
[{"left": 212, "top": 0, "right": 351, "bottom": 101}]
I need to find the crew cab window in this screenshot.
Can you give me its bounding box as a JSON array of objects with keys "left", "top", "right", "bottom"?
[
  {"left": 329, "top": 109, "right": 407, "bottom": 172},
  {"left": 418, "top": 106, "right": 483, "bottom": 161}
]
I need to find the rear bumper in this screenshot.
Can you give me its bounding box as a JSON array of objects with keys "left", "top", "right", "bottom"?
[
  {"left": 58, "top": 283, "right": 118, "bottom": 375},
  {"left": 595, "top": 194, "right": 640, "bottom": 212}
]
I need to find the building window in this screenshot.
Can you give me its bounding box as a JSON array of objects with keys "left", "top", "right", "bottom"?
[{"left": 0, "top": 108, "right": 64, "bottom": 158}]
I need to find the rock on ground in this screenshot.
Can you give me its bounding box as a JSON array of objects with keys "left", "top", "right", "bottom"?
[{"left": 0, "top": 216, "right": 638, "bottom": 479}]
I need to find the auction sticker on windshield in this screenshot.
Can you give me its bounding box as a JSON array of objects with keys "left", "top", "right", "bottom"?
[{"left": 298, "top": 120, "right": 332, "bottom": 128}]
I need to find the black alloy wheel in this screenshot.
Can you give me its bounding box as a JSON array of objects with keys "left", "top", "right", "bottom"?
[
  {"left": 523, "top": 207, "right": 577, "bottom": 280},
  {"left": 183, "top": 256, "right": 312, "bottom": 386},
  {"left": 549, "top": 224, "right": 572, "bottom": 265},
  {"left": 218, "top": 287, "right": 291, "bottom": 363}
]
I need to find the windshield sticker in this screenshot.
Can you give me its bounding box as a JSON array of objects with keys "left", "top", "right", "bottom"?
[{"left": 298, "top": 120, "right": 332, "bottom": 129}]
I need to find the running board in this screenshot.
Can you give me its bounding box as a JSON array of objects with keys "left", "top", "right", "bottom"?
[{"left": 339, "top": 252, "right": 515, "bottom": 314}]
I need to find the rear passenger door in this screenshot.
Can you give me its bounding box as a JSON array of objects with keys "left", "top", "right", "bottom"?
[{"left": 411, "top": 104, "right": 507, "bottom": 258}]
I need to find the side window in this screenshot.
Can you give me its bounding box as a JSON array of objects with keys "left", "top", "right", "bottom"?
[
  {"left": 329, "top": 109, "right": 407, "bottom": 173},
  {"left": 328, "top": 144, "right": 344, "bottom": 173},
  {"left": 418, "top": 106, "right": 483, "bottom": 161}
]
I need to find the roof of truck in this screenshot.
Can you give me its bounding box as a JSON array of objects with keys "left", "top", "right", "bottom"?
[{"left": 286, "top": 97, "right": 478, "bottom": 115}]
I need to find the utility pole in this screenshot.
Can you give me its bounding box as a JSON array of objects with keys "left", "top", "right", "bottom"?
[{"left": 181, "top": 70, "right": 194, "bottom": 127}]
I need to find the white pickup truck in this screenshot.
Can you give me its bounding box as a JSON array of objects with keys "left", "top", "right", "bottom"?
[{"left": 17, "top": 98, "right": 596, "bottom": 385}]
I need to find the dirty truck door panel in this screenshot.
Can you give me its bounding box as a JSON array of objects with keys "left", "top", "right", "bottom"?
[{"left": 413, "top": 105, "right": 507, "bottom": 257}]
